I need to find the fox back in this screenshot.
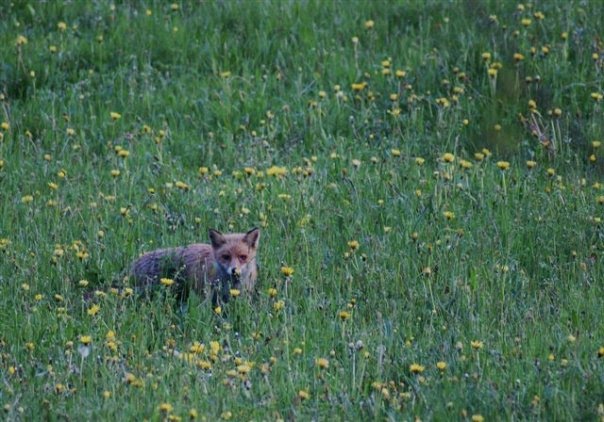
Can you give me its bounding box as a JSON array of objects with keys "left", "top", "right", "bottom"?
[{"left": 130, "top": 228, "right": 260, "bottom": 304}]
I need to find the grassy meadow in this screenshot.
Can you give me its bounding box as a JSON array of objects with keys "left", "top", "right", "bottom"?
[{"left": 1, "top": 0, "right": 604, "bottom": 420}]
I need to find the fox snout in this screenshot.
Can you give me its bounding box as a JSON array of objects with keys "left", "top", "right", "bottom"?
[{"left": 227, "top": 266, "right": 242, "bottom": 278}]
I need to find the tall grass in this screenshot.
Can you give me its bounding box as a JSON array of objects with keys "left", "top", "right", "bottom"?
[{"left": 1, "top": 1, "right": 603, "bottom": 420}]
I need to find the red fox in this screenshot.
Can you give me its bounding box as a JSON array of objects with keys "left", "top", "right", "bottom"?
[{"left": 130, "top": 228, "right": 260, "bottom": 305}]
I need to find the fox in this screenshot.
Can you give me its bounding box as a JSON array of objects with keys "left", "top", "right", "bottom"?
[{"left": 130, "top": 228, "right": 260, "bottom": 305}]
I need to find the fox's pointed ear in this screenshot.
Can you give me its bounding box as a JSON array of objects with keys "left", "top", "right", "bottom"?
[
  {"left": 243, "top": 227, "right": 260, "bottom": 248},
  {"left": 209, "top": 229, "right": 226, "bottom": 249}
]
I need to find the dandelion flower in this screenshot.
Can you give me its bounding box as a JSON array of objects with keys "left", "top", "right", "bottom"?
[
  {"left": 436, "top": 361, "right": 447, "bottom": 371},
  {"left": 110, "top": 112, "right": 121, "bottom": 121},
  {"left": 298, "top": 390, "right": 310, "bottom": 400},
  {"left": 409, "top": 363, "right": 425, "bottom": 374},
  {"left": 351, "top": 82, "right": 367, "bottom": 91},
  {"left": 471, "top": 340, "right": 484, "bottom": 350},
  {"left": 87, "top": 304, "right": 101, "bottom": 316},
  {"left": 266, "top": 165, "right": 287, "bottom": 177},
  {"left": 15, "top": 35, "right": 28, "bottom": 46},
  {"left": 281, "top": 266, "right": 294, "bottom": 277},
  {"left": 459, "top": 159, "right": 473, "bottom": 169},
  {"left": 364, "top": 20, "right": 375, "bottom": 30},
  {"left": 339, "top": 310, "right": 351, "bottom": 321},
  {"left": 442, "top": 152, "right": 455, "bottom": 163},
  {"left": 160, "top": 278, "right": 175, "bottom": 287},
  {"left": 159, "top": 403, "right": 173, "bottom": 413},
  {"left": 496, "top": 161, "right": 510, "bottom": 170},
  {"left": 315, "top": 357, "right": 329, "bottom": 369}
]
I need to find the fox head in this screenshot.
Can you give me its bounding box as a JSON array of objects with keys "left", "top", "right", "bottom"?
[{"left": 209, "top": 228, "right": 260, "bottom": 281}]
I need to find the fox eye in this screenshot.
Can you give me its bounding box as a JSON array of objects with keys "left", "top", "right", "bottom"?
[
  {"left": 239, "top": 255, "right": 248, "bottom": 262},
  {"left": 221, "top": 254, "right": 231, "bottom": 261}
]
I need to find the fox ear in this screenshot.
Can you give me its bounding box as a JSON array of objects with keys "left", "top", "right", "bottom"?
[
  {"left": 243, "top": 227, "right": 260, "bottom": 248},
  {"left": 209, "top": 229, "right": 226, "bottom": 249}
]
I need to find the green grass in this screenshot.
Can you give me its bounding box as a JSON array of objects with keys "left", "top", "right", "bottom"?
[{"left": 1, "top": 0, "right": 603, "bottom": 420}]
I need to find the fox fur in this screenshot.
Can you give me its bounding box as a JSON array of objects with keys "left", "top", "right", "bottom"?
[{"left": 130, "top": 228, "right": 260, "bottom": 305}]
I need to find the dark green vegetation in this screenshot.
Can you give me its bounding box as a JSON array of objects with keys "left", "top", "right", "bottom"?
[{"left": 1, "top": 1, "right": 603, "bottom": 420}]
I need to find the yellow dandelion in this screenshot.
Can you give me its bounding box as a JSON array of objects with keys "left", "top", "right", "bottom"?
[
  {"left": 80, "top": 335, "right": 92, "bottom": 346},
  {"left": 15, "top": 35, "right": 28, "bottom": 46},
  {"left": 436, "top": 361, "right": 447, "bottom": 371},
  {"left": 409, "top": 363, "right": 425, "bottom": 374},
  {"left": 160, "top": 278, "right": 175, "bottom": 287},
  {"left": 281, "top": 266, "right": 294, "bottom": 277},
  {"left": 273, "top": 300, "right": 285, "bottom": 312},
  {"left": 471, "top": 340, "right": 484, "bottom": 349},
  {"left": 339, "top": 310, "right": 351, "bottom": 321},
  {"left": 496, "top": 161, "right": 510, "bottom": 170},
  {"left": 110, "top": 112, "right": 121, "bottom": 121},
  {"left": 87, "top": 304, "right": 101, "bottom": 316},
  {"left": 442, "top": 152, "right": 455, "bottom": 163},
  {"left": 159, "top": 403, "right": 173, "bottom": 413},
  {"left": 298, "top": 390, "right": 310, "bottom": 400},
  {"left": 266, "top": 165, "right": 288, "bottom": 177},
  {"left": 459, "top": 159, "right": 473, "bottom": 169},
  {"left": 364, "top": 20, "right": 375, "bottom": 30},
  {"left": 315, "top": 357, "right": 329, "bottom": 369}
]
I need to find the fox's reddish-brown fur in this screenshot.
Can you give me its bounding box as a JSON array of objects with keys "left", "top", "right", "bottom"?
[{"left": 130, "top": 228, "right": 260, "bottom": 304}]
